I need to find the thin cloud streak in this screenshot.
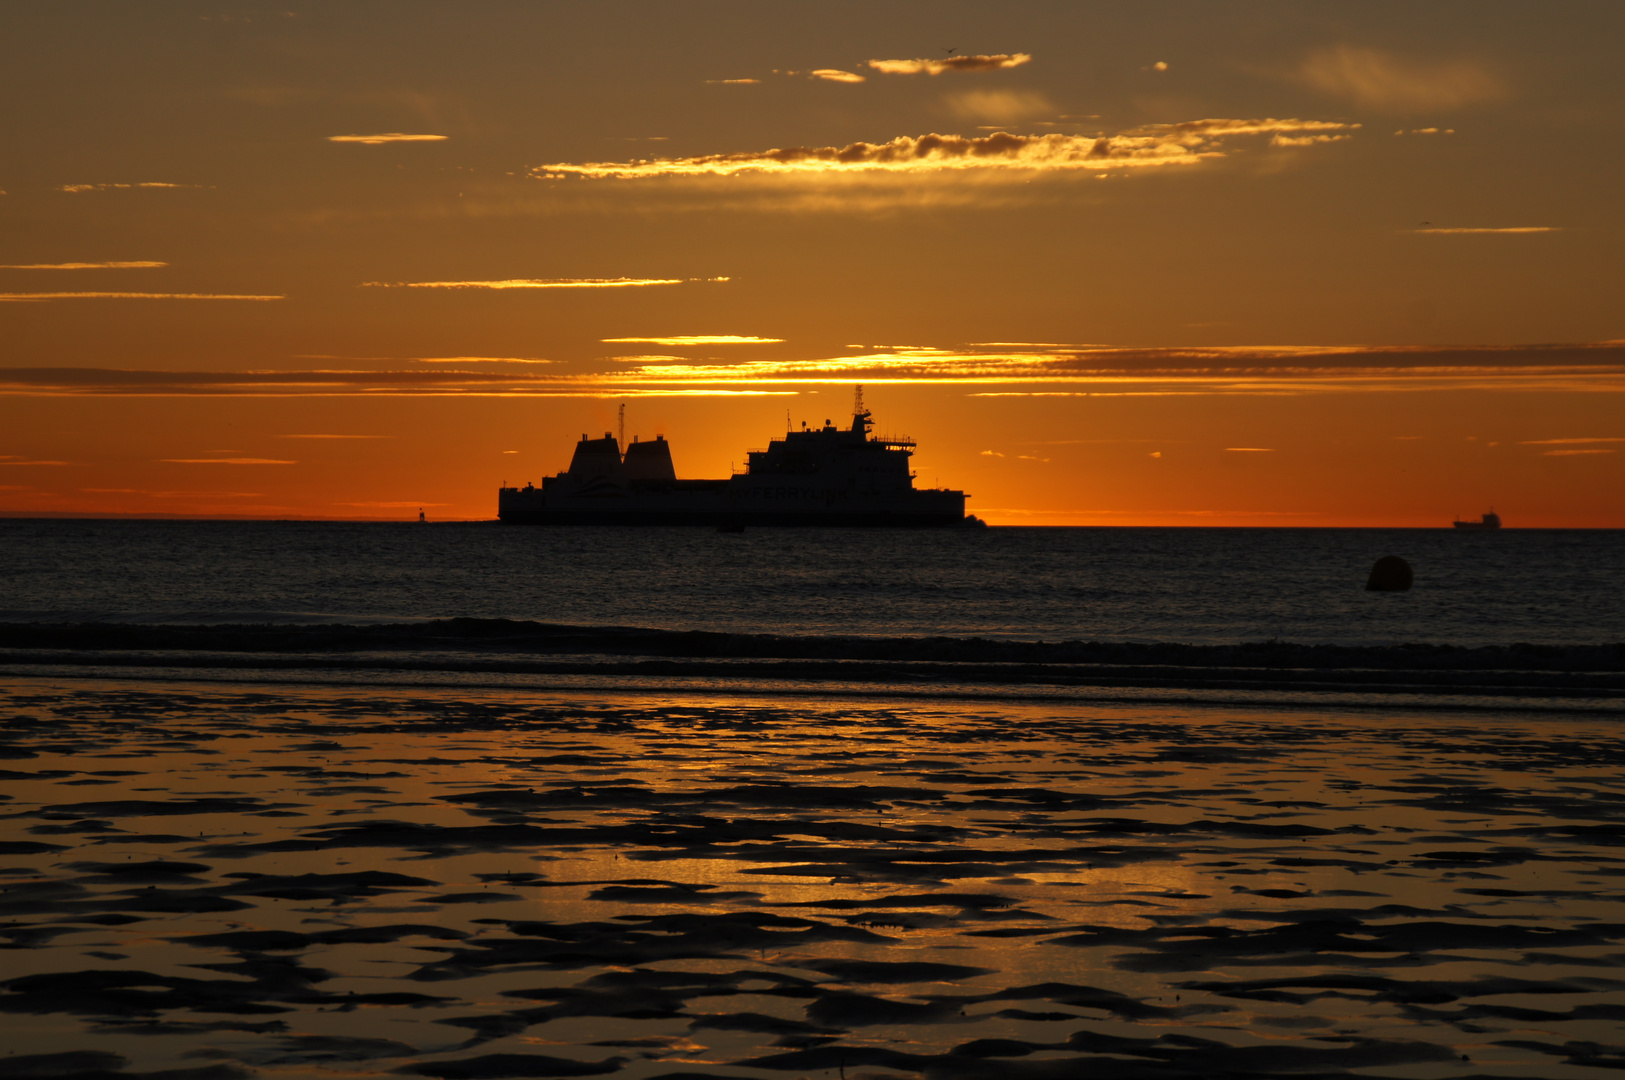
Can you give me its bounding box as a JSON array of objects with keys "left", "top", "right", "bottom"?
[
  {"left": 1298, "top": 46, "right": 1505, "bottom": 111},
  {"left": 57, "top": 182, "right": 204, "bottom": 193},
  {"left": 868, "top": 54, "right": 1032, "bottom": 75},
  {"left": 411, "top": 356, "right": 553, "bottom": 364},
  {"left": 360, "top": 277, "right": 721, "bottom": 289},
  {"left": 0, "top": 261, "right": 167, "bottom": 270},
  {"left": 1271, "top": 133, "right": 1352, "bottom": 146},
  {"left": 0, "top": 292, "right": 282, "bottom": 302},
  {"left": 809, "top": 69, "right": 865, "bottom": 83},
  {"left": 602, "top": 335, "right": 784, "bottom": 345},
  {"left": 1414, "top": 227, "right": 1560, "bottom": 235},
  {"left": 159, "top": 458, "right": 296, "bottom": 465},
  {"left": 463, "top": 176, "right": 1088, "bottom": 215},
  {"left": 0, "top": 368, "right": 802, "bottom": 398},
  {"left": 326, "top": 133, "right": 448, "bottom": 144},
  {"left": 1520, "top": 437, "right": 1625, "bottom": 445},
  {"left": 530, "top": 118, "right": 1357, "bottom": 179}
]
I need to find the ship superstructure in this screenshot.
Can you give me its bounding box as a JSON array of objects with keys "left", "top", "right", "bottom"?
[
  {"left": 498, "top": 389, "right": 968, "bottom": 526},
  {"left": 1452, "top": 511, "right": 1502, "bottom": 530}
]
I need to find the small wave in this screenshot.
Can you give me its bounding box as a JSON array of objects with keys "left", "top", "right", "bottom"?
[
  {"left": 1, "top": 618, "right": 1621, "bottom": 708},
  {"left": 0, "top": 609, "right": 438, "bottom": 626}
]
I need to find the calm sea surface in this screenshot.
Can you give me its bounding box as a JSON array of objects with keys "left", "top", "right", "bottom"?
[{"left": 0, "top": 519, "right": 1621, "bottom": 646}]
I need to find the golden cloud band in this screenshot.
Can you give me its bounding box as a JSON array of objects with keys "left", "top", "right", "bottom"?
[{"left": 531, "top": 118, "right": 1359, "bottom": 179}]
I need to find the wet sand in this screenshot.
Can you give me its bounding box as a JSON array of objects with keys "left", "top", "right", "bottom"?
[{"left": 2, "top": 676, "right": 1624, "bottom": 1079}]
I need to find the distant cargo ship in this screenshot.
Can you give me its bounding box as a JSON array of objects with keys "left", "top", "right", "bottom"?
[
  {"left": 498, "top": 388, "right": 970, "bottom": 527},
  {"left": 1453, "top": 511, "right": 1502, "bottom": 530}
]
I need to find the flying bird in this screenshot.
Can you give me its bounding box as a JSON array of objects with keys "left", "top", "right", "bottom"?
[{"left": 945, "top": 47, "right": 957, "bottom": 55}]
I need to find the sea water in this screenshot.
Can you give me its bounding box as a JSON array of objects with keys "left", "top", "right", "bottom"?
[{"left": 2, "top": 519, "right": 1621, "bottom": 646}]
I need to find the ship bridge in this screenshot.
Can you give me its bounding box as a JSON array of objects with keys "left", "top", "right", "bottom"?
[{"left": 745, "top": 390, "right": 917, "bottom": 490}]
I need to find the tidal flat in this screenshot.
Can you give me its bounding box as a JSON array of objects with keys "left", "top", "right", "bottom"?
[{"left": 2, "top": 678, "right": 1624, "bottom": 1080}]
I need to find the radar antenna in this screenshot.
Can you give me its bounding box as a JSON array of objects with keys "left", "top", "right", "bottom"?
[{"left": 853, "top": 384, "right": 866, "bottom": 418}]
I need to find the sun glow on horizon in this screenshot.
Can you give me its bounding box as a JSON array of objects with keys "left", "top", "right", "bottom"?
[{"left": 2, "top": 6, "right": 1621, "bottom": 525}]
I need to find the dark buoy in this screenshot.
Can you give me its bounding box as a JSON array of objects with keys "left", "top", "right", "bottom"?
[{"left": 1366, "top": 555, "right": 1413, "bottom": 591}]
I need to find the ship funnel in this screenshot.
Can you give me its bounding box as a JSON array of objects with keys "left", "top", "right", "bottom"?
[{"left": 567, "top": 434, "right": 626, "bottom": 483}]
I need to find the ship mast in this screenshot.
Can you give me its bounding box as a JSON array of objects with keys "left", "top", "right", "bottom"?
[
  {"left": 853, "top": 384, "right": 865, "bottom": 418},
  {"left": 617, "top": 402, "right": 625, "bottom": 457}
]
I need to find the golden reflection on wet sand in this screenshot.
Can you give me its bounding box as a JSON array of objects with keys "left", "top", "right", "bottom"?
[{"left": 2, "top": 678, "right": 1623, "bottom": 1079}]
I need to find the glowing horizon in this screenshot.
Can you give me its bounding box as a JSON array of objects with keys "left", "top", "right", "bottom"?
[{"left": 1, "top": 5, "right": 1620, "bottom": 526}]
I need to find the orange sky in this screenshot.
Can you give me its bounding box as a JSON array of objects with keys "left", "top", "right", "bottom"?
[{"left": 2, "top": 2, "right": 1622, "bottom": 526}]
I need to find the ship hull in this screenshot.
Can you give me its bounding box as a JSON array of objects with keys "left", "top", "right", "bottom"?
[
  {"left": 498, "top": 482, "right": 966, "bottom": 526},
  {"left": 498, "top": 507, "right": 967, "bottom": 526},
  {"left": 499, "top": 492, "right": 967, "bottom": 527}
]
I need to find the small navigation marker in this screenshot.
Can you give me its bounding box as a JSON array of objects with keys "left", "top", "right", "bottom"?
[
  {"left": 1365, "top": 555, "right": 1412, "bottom": 591},
  {"left": 418, "top": 508, "right": 426, "bottom": 523}
]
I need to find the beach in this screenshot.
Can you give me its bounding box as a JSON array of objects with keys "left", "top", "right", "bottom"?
[{"left": 4, "top": 675, "right": 1624, "bottom": 1080}]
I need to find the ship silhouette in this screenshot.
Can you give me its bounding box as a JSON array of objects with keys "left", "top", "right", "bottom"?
[{"left": 499, "top": 388, "right": 971, "bottom": 527}]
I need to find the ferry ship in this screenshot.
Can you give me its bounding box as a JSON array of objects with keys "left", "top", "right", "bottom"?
[{"left": 498, "top": 389, "right": 970, "bottom": 526}]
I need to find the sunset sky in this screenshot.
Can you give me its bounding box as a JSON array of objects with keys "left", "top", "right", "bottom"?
[{"left": 3, "top": 1, "right": 1622, "bottom": 525}]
